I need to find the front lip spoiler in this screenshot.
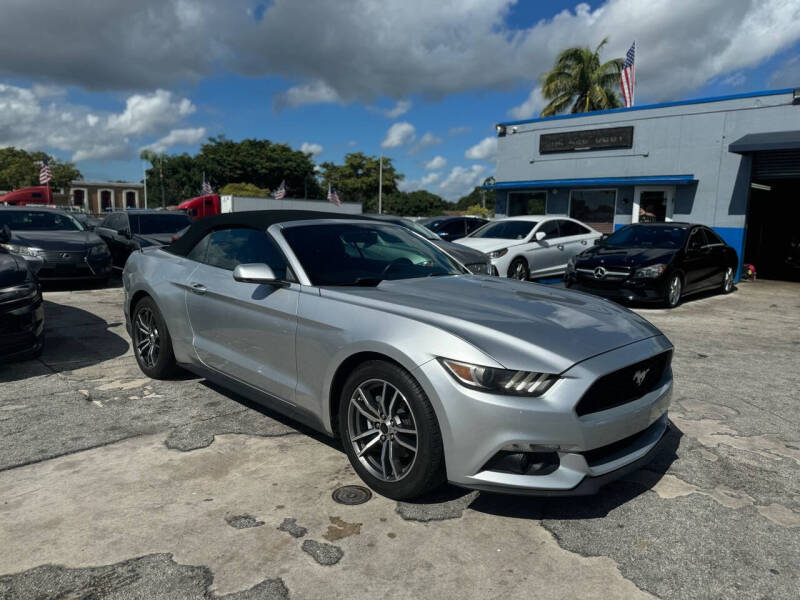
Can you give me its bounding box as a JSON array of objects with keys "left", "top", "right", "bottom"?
[{"left": 456, "top": 421, "right": 669, "bottom": 497}]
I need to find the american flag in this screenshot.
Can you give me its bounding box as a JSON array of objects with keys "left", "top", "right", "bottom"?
[
  {"left": 620, "top": 41, "right": 636, "bottom": 108},
  {"left": 273, "top": 180, "right": 286, "bottom": 200},
  {"left": 327, "top": 183, "right": 341, "bottom": 207},
  {"left": 39, "top": 159, "right": 53, "bottom": 185},
  {"left": 201, "top": 173, "right": 213, "bottom": 195}
]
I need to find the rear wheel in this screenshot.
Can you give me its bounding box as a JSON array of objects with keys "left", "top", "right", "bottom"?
[
  {"left": 664, "top": 274, "right": 682, "bottom": 308},
  {"left": 721, "top": 266, "right": 734, "bottom": 294},
  {"left": 339, "top": 360, "right": 445, "bottom": 500},
  {"left": 132, "top": 297, "right": 177, "bottom": 379},
  {"left": 507, "top": 258, "right": 529, "bottom": 281}
]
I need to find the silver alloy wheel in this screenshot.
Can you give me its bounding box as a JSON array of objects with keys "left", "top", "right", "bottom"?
[
  {"left": 668, "top": 275, "right": 682, "bottom": 306},
  {"left": 347, "top": 378, "right": 418, "bottom": 482},
  {"left": 723, "top": 267, "right": 734, "bottom": 292},
  {"left": 134, "top": 307, "right": 160, "bottom": 368},
  {"left": 511, "top": 260, "right": 527, "bottom": 280}
]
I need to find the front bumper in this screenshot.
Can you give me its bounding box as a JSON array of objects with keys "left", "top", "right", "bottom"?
[
  {"left": 416, "top": 335, "right": 673, "bottom": 495},
  {"left": 0, "top": 292, "right": 44, "bottom": 361},
  {"left": 27, "top": 252, "right": 112, "bottom": 280},
  {"left": 565, "top": 272, "right": 666, "bottom": 303}
]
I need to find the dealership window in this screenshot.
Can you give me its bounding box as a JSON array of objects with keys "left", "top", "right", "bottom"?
[
  {"left": 508, "top": 191, "right": 546, "bottom": 217},
  {"left": 125, "top": 191, "right": 137, "bottom": 208},
  {"left": 100, "top": 190, "right": 112, "bottom": 211},
  {"left": 569, "top": 189, "right": 616, "bottom": 233},
  {"left": 73, "top": 189, "right": 86, "bottom": 208}
]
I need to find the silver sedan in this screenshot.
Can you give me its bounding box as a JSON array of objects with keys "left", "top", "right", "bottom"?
[{"left": 123, "top": 211, "right": 673, "bottom": 500}]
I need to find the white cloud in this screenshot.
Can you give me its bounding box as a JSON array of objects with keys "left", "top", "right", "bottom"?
[
  {"left": 425, "top": 155, "right": 447, "bottom": 170},
  {"left": 508, "top": 86, "right": 546, "bottom": 120},
  {"left": 371, "top": 99, "right": 412, "bottom": 118},
  {"left": 722, "top": 72, "right": 746, "bottom": 87},
  {"left": 107, "top": 90, "right": 195, "bottom": 135},
  {"left": 381, "top": 122, "right": 415, "bottom": 148},
  {"left": 142, "top": 127, "right": 206, "bottom": 154},
  {"left": 439, "top": 164, "right": 487, "bottom": 201},
  {"left": 421, "top": 172, "right": 440, "bottom": 186},
  {"left": 301, "top": 141, "right": 323, "bottom": 155},
  {"left": 410, "top": 131, "right": 443, "bottom": 154},
  {"left": 0, "top": 83, "right": 202, "bottom": 163},
  {"left": 465, "top": 137, "right": 497, "bottom": 161},
  {"left": 274, "top": 80, "right": 341, "bottom": 109}
]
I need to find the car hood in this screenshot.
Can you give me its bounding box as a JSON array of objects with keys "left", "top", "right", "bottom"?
[
  {"left": 135, "top": 233, "right": 174, "bottom": 247},
  {"left": 10, "top": 230, "right": 105, "bottom": 251},
  {"left": 576, "top": 245, "right": 677, "bottom": 269},
  {"left": 432, "top": 240, "right": 489, "bottom": 265},
  {"left": 321, "top": 276, "right": 663, "bottom": 373},
  {"left": 454, "top": 237, "right": 524, "bottom": 253},
  {"left": 0, "top": 251, "right": 29, "bottom": 288}
]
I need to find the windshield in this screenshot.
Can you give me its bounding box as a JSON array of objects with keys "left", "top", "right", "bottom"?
[
  {"left": 604, "top": 225, "right": 689, "bottom": 249},
  {"left": 402, "top": 219, "right": 439, "bottom": 240},
  {"left": 130, "top": 213, "right": 192, "bottom": 235},
  {"left": 282, "top": 222, "right": 465, "bottom": 286},
  {"left": 0, "top": 210, "right": 84, "bottom": 231},
  {"left": 469, "top": 220, "right": 536, "bottom": 240}
]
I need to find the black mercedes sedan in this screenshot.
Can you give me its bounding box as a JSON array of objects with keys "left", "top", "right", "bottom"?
[
  {"left": 95, "top": 210, "right": 192, "bottom": 270},
  {"left": 0, "top": 207, "right": 112, "bottom": 283},
  {"left": 363, "top": 214, "right": 492, "bottom": 274},
  {"left": 0, "top": 225, "right": 44, "bottom": 361},
  {"left": 565, "top": 223, "right": 738, "bottom": 308}
]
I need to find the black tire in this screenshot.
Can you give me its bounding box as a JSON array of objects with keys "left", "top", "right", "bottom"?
[
  {"left": 720, "top": 266, "right": 735, "bottom": 294},
  {"left": 507, "top": 257, "right": 530, "bottom": 281},
  {"left": 338, "top": 360, "right": 445, "bottom": 500},
  {"left": 131, "top": 296, "right": 178, "bottom": 379},
  {"left": 664, "top": 273, "right": 682, "bottom": 308}
]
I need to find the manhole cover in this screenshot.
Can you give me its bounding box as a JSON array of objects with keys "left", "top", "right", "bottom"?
[{"left": 332, "top": 485, "right": 372, "bottom": 505}]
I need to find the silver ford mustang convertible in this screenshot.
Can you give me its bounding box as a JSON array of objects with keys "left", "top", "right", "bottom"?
[{"left": 123, "top": 210, "right": 673, "bottom": 500}]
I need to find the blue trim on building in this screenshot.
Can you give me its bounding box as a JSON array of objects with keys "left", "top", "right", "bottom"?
[
  {"left": 497, "top": 88, "right": 794, "bottom": 127},
  {"left": 487, "top": 174, "right": 696, "bottom": 190}
]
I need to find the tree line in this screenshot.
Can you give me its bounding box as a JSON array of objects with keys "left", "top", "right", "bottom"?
[{"left": 0, "top": 147, "right": 81, "bottom": 192}]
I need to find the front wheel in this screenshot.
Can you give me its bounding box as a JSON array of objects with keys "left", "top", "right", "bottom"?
[
  {"left": 132, "top": 297, "right": 178, "bottom": 379},
  {"left": 507, "top": 257, "right": 530, "bottom": 281},
  {"left": 339, "top": 360, "right": 445, "bottom": 500},
  {"left": 664, "top": 274, "right": 682, "bottom": 308},
  {"left": 721, "top": 266, "right": 734, "bottom": 294}
]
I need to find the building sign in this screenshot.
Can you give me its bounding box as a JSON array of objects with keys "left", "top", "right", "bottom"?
[{"left": 539, "top": 126, "right": 634, "bottom": 154}]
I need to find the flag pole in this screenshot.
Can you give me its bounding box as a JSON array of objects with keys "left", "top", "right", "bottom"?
[
  {"left": 143, "top": 162, "right": 148, "bottom": 208},
  {"left": 378, "top": 153, "right": 383, "bottom": 214}
]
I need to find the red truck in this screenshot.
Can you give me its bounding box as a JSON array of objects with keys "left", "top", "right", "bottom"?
[
  {"left": 177, "top": 194, "right": 220, "bottom": 219},
  {"left": 0, "top": 186, "right": 53, "bottom": 205}
]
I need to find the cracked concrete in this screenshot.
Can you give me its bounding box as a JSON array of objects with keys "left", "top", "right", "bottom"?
[
  {"left": 301, "top": 540, "right": 345, "bottom": 566},
  {"left": 0, "top": 279, "right": 798, "bottom": 599}
]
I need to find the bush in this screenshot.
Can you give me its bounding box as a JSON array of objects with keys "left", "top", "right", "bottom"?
[{"left": 219, "top": 182, "right": 272, "bottom": 197}]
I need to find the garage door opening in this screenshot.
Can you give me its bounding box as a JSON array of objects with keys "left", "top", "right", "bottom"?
[{"left": 745, "top": 178, "right": 800, "bottom": 282}]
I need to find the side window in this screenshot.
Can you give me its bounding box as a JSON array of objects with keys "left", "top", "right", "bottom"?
[
  {"left": 186, "top": 234, "right": 210, "bottom": 263},
  {"left": 704, "top": 228, "right": 724, "bottom": 245},
  {"left": 203, "top": 228, "right": 288, "bottom": 278},
  {"left": 438, "top": 220, "right": 465, "bottom": 236},
  {"left": 536, "top": 220, "right": 560, "bottom": 240},
  {"left": 688, "top": 228, "right": 707, "bottom": 250},
  {"left": 559, "top": 220, "right": 590, "bottom": 237},
  {"left": 465, "top": 219, "right": 484, "bottom": 234}
]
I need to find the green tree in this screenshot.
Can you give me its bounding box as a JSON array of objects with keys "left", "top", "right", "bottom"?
[
  {"left": 383, "top": 190, "right": 450, "bottom": 216},
  {"left": 319, "top": 153, "right": 402, "bottom": 212},
  {"left": 540, "top": 38, "right": 623, "bottom": 117},
  {"left": 141, "top": 150, "right": 201, "bottom": 208},
  {"left": 219, "top": 182, "right": 271, "bottom": 197},
  {"left": 0, "top": 147, "right": 81, "bottom": 191},
  {"left": 455, "top": 186, "right": 495, "bottom": 212}
]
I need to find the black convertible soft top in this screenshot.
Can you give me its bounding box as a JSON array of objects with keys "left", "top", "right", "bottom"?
[{"left": 167, "top": 210, "right": 370, "bottom": 256}]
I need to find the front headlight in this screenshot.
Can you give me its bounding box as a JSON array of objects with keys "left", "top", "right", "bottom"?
[
  {"left": 0, "top": 243, "right": 43, "bottom": 257},
  {"left": 439, "top": 358, "right": 558, "bottom": 397},
  {"left": 487, "top": 248, "right": 508, "bottom": 259},
  {"left": 633, "top": 263, "right": 668, "bottom": 279},
  {"left": 89, "top": 243, "right": 110, "bottom": 257},
  {"left": 0, "top": 280, "right": 38, "bottom": 303}
]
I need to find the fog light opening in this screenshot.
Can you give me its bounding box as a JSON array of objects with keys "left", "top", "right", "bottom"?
[{"left": 483, "top": 450, "right": 560, "bottom": 476}]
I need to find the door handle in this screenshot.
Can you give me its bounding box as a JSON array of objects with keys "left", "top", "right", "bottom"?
[
  {"left": 581, "top": 240, "right": 588, "bottom": 245},
  {"left": 557, "top": 244, "right": 565, "bottom": 250},
  {"left": 189, "top": 282, "right": 207, "bottom": 295}
]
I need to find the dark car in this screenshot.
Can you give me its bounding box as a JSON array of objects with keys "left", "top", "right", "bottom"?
[
  {"left": 0, "top": 207, "right": 112, "bottom": 282},
  {"left": 565, "top": 223, "right": 738, "bottom": 308},
  {"left": 71, "top": 212, "right": 102, "bottom": 231},
  {"left": 96, "top": 210, "right": 192, "bottom": 270},
  {"left": 363, "top": 214, "right": 492, "bottom": 274},
  {"left": 0, "top": 225, "right": 44, "bottom": 361},
  {"left": 420, "top": 216, "right": 488, "bottom": 242}
]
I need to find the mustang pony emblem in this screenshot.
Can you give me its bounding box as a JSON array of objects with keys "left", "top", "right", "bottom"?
[{"left": 632, "top": 368, "right": 650, "bottom": 386}]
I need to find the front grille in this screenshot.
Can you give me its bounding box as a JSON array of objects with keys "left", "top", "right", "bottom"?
[
  {"left": 42, "top": 250, "right": 86, "bottom": 264},
  {"left": 575, "top": 350, "right": 672, "bottom": 417}
]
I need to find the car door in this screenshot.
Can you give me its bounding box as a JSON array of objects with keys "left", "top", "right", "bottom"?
[
  {"left": 554, "top": 220, "right": 592, "bottom": 270},
  {"left": 682, "top": 228, "right": 715, "bottom": 292},
  {"left": 524, "top": 220, "right": 562, "bottom": 277},
  {"left": 97, "top": 213, "right": 125, "bottom": 268},
  {"left": 701, "top": 227, "right": 727, "bottom": 286},
  {"left": 184, "top": 227, "right": 300, "bottom": 403}
]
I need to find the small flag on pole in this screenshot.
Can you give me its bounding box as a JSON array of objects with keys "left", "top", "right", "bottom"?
[
  {"left": 39, "top": 159, "right": 53, "bottom": 185},
  {"left": 273, "top": 180, "right": 286, "bottom": 200},
  {"left": 620, "top": 41, "right": 635, "bottom": 108},
  {"left": 201, "top": 173, "right": 213, "bottom": 194},
  {"left": 327, "top": 183, "right": 341, "bottom": 207}
]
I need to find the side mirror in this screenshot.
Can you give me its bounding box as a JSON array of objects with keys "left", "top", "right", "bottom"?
[
  {"left": 595, "top": 233, "right": 608, "bottom": 245},
  {"left": 534, "top": 231, "right": 546, "bottom": 242},
  {"left": 233, "top": 263, "right": 288, "bottom": 286},
  {"left": 0, "top": 224, "right": 11, "bottom": 244}
]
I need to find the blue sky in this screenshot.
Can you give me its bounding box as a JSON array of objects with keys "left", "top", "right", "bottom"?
[{"left": 1, "top": 0, "right": 799, "bottom": 200}]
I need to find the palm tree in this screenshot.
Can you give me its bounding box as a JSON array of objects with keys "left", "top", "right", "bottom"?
[{"left": 540, "top": 38, "right": 623, "bottom": 117}]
